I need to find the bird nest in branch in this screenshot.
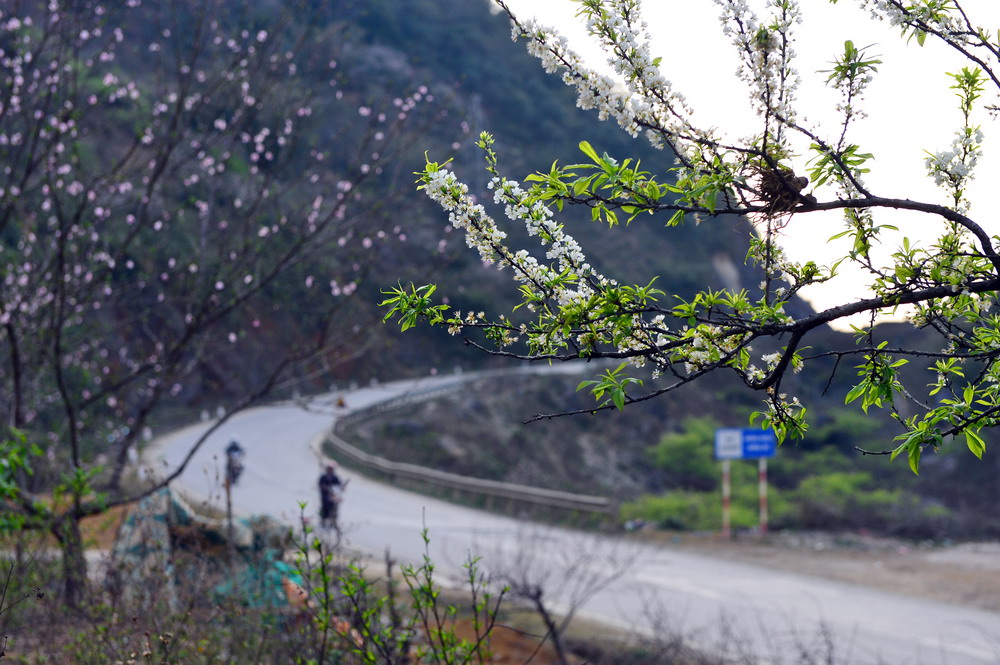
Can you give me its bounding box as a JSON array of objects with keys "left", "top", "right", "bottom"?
[{"left": 754, "top": 165, "right": 816, "bottom": 215}]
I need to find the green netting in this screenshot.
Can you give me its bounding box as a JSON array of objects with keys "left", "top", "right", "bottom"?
[
  {"left": 111, "top": 488, "right": 302, "bottom": 611},
  {"left": 212, "top": 549, "right": 305, "bottom": 609}
]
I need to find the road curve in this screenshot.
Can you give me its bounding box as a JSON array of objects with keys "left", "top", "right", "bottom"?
[{"left": 144, "top": 372, "right": 1000, "bottom": 665}]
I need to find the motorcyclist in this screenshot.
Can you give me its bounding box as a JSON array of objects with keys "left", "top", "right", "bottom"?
[
  {"left": 318, "top": 463, "right": 344, "bottom": 529},
  {"left": 225, "top": 438, "right": 245, "bottom": 486}
]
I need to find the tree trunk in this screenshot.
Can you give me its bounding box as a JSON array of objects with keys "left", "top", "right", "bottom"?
[
  {"left": 530, "top": 591, "right": 569, "bottom": 665},
  {"left": 55, "top": 514, "right": 88, "bottom": 609}
]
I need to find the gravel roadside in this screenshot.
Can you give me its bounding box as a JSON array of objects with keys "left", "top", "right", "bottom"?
[{"left": 640, "top": 530, "right": 1000, "bottom": 613}]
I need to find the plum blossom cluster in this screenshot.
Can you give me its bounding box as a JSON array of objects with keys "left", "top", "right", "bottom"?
[
  {"left": 575, "top": 1, "right": 718, "bottom": 162},
  {"left": 674, "top": 324, "right": 748, "bottom": 375},
  {"left": 509, "top": 3, "right": 727, "bottom": 168},
  {"left": 506, "top": 0, "right": 810, "bottom": 216},
  {"left": 423, "top": 168, "right": 509, "bottom": 266},
  {"left": 423, "top": 164, "right": 607, "bottom": 315},
  {"left": 491, "top": 177, "right": 598, "bottom": 282},
  {"left": 518, "top": 0, "right": 802, "bottom": 165},
  {"left": 716, "top": 0, "right": 801, "bottom": 135},
  {"left": 515, "top": 18, "right": 638, "bottom": 138},
  {"left": 746, "top": 236, "right": 817, "bottom": 311},
  {"left": 925, "top": 126, "right": 984, "bottom": 210},
  {"left": 854, "top": 0, "right": 971, "bottom": 44},
  {"left": 423, "top": 162, "right": 676, "bottom": 368}
]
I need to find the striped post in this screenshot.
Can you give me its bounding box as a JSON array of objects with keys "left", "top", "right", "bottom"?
[
  {"left": 759, "top": 457, "right": 769, "bottom": 536},
  {"left": 721, "top": 459, "right": 731, "bottom": 539}
]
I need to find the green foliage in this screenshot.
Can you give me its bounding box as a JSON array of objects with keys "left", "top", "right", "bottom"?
[
  {"left": 622, "top": 411, "right": 947, "bottom": 534},
  {"left": 524, "top": 141, "right": 673, "bottom": 225},
  {"left": 0, "top": 520, "right": 508, "bottom": 664},
  {"left": 806, "top": 409, "right": 883, "bottom": 453},
  {"left": 950, "top": 66, "right": 985, "bottom": 118},
  {"left": 808, "top": 143, "right": 873, "bottom": 188},
  {"left": 0, "top": 432, "right": 45, "bottom": 533},
  {"left": 844, "top": 341, "right": 908, "bottom": 414},
  {"left": 766, "top": 446, "right": 855, "bottom": 490},
  {"left": 297, "top": 524, "right": 503, "bottom": 665},
  {"left": 380, "top": 283, "right": 452, "bottom": 331},
  {"left": 647, "top": 417, "right": 719, "bottom": 491},
  {"left": 622, "top": 491, "right": 732, "bottom": 531},
  {"left": 791, "top": 471, "right": 945, "bottom": 534},
  {"left": 622, "top": 462, "right": 944, "bottom": 535},
  {"left": 577, "top": 362, "right": 644, "bottom": 411},
  {"left": 622, "top": 484, "right": 787, "bottom": 532},
  {"left": 401, "top": 532, "right": 501, "bottom": 665},
  {"left": 820, "top": 40, "right": 882, "bottom": 86}
]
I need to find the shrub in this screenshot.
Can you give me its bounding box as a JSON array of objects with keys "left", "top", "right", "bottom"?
[
  {"left": 646, "top": 418, "right": 720, "bottom": 492},
  {"left": 791, "top": 471, "right": 949, "bottom": 535},
  {"left": 622, "top": 491, "right": 751, "bottom": 531}
]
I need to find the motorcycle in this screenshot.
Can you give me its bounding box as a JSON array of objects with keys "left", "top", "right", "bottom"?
[
  {"left": 320, "top": 481, "right": 348, "bottom": 530},
  {"left": 226, "top": 453, "right": 244, "bottom": 486}
]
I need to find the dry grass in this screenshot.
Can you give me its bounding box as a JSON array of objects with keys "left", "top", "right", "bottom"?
[{"left": 80, "top": 503, "right": 133, "bottom": 550}]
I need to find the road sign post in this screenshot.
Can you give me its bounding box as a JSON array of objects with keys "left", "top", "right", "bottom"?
[
  {"left": 714, "top": 428, "right": 776, "bottom": 537},
  {"left": 721, "top": 459, "right": 731, "bottom": 539},
  {"left": 759, "top": 457, "right": 768, "bottom": 535}
]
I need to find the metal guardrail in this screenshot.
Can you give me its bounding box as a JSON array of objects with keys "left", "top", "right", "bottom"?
[
  {"left": 335, "top": 381, "right": 467, "bottom": 430},
  {"left": 326, "top": 370, "right": 618, "bottom": 518},
  {"left": 337, "top": 364, "right": 606, "bottom": 430},
  {"left": 323, "top": 430, "right": 616, "bottom": 516}
]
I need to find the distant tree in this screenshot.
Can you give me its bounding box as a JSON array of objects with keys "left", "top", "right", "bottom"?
[
  {"left": 489, "top": 527, "right": 638, "bottom": 665},
  {"left": 384, "top": 0, "right": 1000, "bottom": 473},
  {"left": 0, "top": 0, "right": 437, "bottom": 605}
]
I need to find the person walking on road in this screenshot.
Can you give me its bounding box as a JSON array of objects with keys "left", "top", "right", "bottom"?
[{"left": 318, "top": 463, "right": 344, "bottom": 530}]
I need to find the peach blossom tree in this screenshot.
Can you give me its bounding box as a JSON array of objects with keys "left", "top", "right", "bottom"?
[{"left": 0, "top": 0, "right": 435, "bottom": 604}]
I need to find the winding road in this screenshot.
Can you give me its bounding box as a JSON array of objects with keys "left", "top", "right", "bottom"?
[{"left": 145, "top": 370, "right": 1000, "bottom": 665}]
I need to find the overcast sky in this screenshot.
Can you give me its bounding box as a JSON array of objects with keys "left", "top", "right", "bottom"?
[{"left": 497, "top": 0, "right": 1000, "bottom": 326}]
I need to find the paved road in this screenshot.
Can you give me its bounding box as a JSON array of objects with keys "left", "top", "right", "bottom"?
[{"left": 145, "top": 372, "right": 1000, "bottom": 665}]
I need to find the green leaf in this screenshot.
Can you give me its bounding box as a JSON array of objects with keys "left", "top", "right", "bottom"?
[
  {"left": 889, "top": 441, "right": 907, "bottom": 462},
  {"left": 844, "top": 383, "right": 866, "bottom": 405},
  {"left": 908, "top": 443, "right": 922, "bottom": 475},
  {"left": 966, "top": 429, "right": 986, "bottom": 460},
  {"left": 578, "top": 140, "right": 600, "bottom": 164}
]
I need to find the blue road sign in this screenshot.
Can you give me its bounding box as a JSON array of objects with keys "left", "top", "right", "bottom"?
[{"left": 714, "top": 428, "right": 777, "bottom": 460}]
